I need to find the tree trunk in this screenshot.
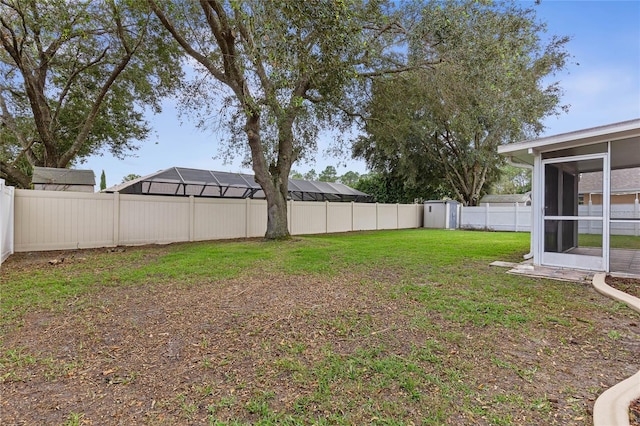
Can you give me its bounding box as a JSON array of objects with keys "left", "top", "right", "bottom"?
[
  {"left": 264, "top": 178, "right": 290, "bottom": 240},
  {"left": 245, "top": 114, "right": 291, "bottom": 240}
]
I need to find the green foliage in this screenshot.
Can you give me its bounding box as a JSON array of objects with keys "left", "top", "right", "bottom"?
[
  {"left": 99, "top": 170, "right": 107, "bottom": 191},
  {"left": 318, "top": 166, "right": 338, "bottom": 182},
  {"left": 354, "top": 0, "right": 569, "bottom": 205},
  {"left": 0, "top": 0, "right": 183, "bottom": 188},
  {"left": 491, "top": 165, "right": 532, "bottom": 195},
  {"left": 121, "top": 173, "right": 142, "bottom": 183},
  {"left": 354, "top": 172, "right": 449, "bottom": 203},
  {"left": 338, "top": 170, "right": 360, "bottom": 187}
]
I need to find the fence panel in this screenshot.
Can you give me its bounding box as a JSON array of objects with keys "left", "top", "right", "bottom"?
[
  {"left": 1, "top": 179, "right": 15, "bottom": 264},
  {"left": 579, "top": 203, "right": 639, "bottom": 236},
  {"left": 377, "top": 204, "right": 398, "bottom": 229},
  {"left": 460, "top": 206, "right": 487, "bottom": 230},
  {"left": 460, "top": 203, "right": 636, "bottom": 235},
  {"left": 246, "top": 200, "right": 268, "bottom": 237},
  {"left": 398, "top": 204, "right": 422, "bottom": 228},
  {"left": 193, "top": 198, "right": 248, "bottom": 240},
  {"left": 118, "top": 194, "right": 190, "bottom": 245},
  {"left": 326, "top": 202, "right": 352, "bottom": 233},
  {"left": 352, "top": 203, "right": 376, "bottom": 230},
  {"left": 14, "top": 189, "right": 115, "bottom": 251},
  {"left": 290, "top": 201, "right": 327, "bottom": 235},
  {"left": 460, "top": 204, "right": 531, "bottom": 232}
]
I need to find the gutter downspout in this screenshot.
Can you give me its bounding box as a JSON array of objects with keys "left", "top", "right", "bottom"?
[{"left": 506, "top": 156, "right": 534, "bottom": 260}]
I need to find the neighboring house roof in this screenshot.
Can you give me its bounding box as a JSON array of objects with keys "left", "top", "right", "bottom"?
[
  {"left": 32, "top": 167, "right": 95, "bottom": 186},
  {"left": 480, "top": 193, "right": 531, "bottom": 204},
  {"left": 105, "top": 167, "right": 373, "bottom": 202},
  {"left": 579, "top": 168, "right": 640, "bottom": 194}
]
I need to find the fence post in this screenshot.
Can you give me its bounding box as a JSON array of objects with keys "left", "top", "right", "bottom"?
[
  {"left": 351, "top": 201, "right": 355, "bottom": 231},
  {"left": 396, "top": 203, "right": 400, "bottom": 229},
  {"left": 245, "top": 198, "right": 251, "bottom": 238},
  {"left": 325, "top": 200, "right": 329, "bottom": 233},
  {"left": 587, "top": 199, "right": 604, "bottom": 234},
  {"left": 635, "top": 194, "right": 639, "bottom": 237},
  {"left": 113, "top": 192, "right": 120, "bottom": 246},
  {"left": 485, "top": 203, "right": 490, "bottom": 229},
  {"left": 514, "top": 202, "right": 519, "bottom": 232},
  {"left": 289, "top": 199, "right": 293, "bottom": 235},
  {"left": 189, "top": 196, "right": 195, "bottom": 242},
  {"left": 8, "top": 185, "right": 13, "bottom": 259}
]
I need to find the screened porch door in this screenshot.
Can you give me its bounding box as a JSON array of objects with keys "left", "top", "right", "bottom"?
[{"left": 541, "top": 153, "right": 609, "bottom": 271}]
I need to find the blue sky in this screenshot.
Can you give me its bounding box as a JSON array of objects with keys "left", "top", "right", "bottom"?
[{"left": 84, "top": 0, "right": 640, "bottom": 188}]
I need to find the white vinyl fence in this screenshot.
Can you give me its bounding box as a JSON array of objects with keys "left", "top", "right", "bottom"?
[
  {"left": 460, "top": 204, "right": 531, "bottom": 232},
  {"left": 1, "top": 179, "right": 15, "bottom": 264},
  {"left": 578, "top": 203, "right": 640, "bottom": 236},
  {"left": 11, "top": 189, "right": 423, "bottom": 253},
  {"left": 459, "top": 202, "right": 640, "bottom": 236}
]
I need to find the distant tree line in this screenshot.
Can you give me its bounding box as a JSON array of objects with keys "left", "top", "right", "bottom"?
[{"left": 293, "top": 163, "right": 531, "bottom": 205}]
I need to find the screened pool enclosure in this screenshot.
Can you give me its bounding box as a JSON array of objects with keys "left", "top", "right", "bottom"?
[{"left": 105, "top": 167, "right": 373, "bottom": 203}]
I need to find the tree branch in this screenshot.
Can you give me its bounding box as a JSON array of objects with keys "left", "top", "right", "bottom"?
[
  {"left": 0, "top": 160, "right": 30, "bottom": 188},
  {"left": 58, "top": 9, "right": 148, "bottom": 167},
  {"left": 148, "top": 0, "right": 230, "bottom": 87}
]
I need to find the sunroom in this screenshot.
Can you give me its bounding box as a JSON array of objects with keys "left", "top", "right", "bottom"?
[{"left": 499, "top": 119, "right": 640, "bottom": 276}]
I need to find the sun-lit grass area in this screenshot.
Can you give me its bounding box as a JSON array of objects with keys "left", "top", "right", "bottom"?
[
  {"left": 2, "top": 229, "right": 638, "bottom": 425},
  {"left": 1, "top": 230, "right": 530, "bottom": 320},
  {"left": 579, "top": 233, "right": 640, "bottom": 250}
]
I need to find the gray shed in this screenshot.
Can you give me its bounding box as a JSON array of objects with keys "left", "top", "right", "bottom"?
[{"left": 32, "top": 167, "right": 95, "bottom": 192}]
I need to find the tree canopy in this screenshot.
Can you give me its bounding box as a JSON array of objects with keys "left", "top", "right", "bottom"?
[
  {"left": 0, "top": 0, "right": 182, "bottom": 188},
  {"left": 354, "top": 0, "right": 569, "bottom": 205}
]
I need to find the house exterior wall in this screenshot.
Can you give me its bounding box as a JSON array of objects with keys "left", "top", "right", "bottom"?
[
  {"left": 33, "top": 183, "right": 94, "bottom": 192},
  {"left": 583, "top": 193, "right": 639, "bottom": 205},
  {"left": 11, "top": 190, "right": 423, "bottom": 253}
]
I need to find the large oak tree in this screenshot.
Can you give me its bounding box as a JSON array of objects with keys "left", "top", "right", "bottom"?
[
  {"left": 0, "top": 0, "right": 182, "bottom": 188},
  {"left": 355, "top": 0, "right": 569, "bottom": 205},
  {"left": 148, "top": 0, "right": 412, "bottom": 239}
]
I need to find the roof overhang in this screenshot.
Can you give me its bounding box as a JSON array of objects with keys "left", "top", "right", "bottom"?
[{"left": 498, "top": 119, "right": 640, "bottom": 166}]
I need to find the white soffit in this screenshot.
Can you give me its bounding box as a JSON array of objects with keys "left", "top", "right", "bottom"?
[{"left": 498, "top": 119, "right": 640, "bottom": 165}]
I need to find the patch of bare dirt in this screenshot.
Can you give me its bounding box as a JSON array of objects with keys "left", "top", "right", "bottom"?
[
  {"left": 606, "top": 275, "right": 640, "bottom": 299},
  {"left": 1, "top": 249, "right": 640, "bottom": 425},
  {"left": 631, "top": 397, "right": 640, "bottom": 426}
]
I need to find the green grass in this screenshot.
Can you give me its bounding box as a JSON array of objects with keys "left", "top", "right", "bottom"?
[
  {"left": 1, "top": 230, "right": 529, "bottom": 321},
  {"left": 579, "top": 233, "right": 640, "bottom": 249}
]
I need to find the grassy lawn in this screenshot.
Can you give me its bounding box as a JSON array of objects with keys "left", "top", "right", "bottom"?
[
  {"left": 579, "top": 233, "right": 640, "bottom": 250},
  {"left": 1, "top": 229, "right": 639, "bottom": 425}
]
